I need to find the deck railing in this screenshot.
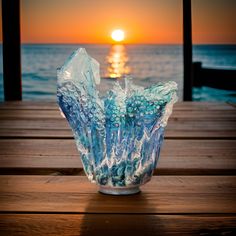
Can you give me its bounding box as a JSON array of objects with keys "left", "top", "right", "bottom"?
[{"left": 192, "top": 62, "right": 236, "bottom": 90}]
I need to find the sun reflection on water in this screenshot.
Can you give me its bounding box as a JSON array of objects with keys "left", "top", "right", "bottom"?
[{"left": 106, "top": 44, "right": 130, "bottom": 79}]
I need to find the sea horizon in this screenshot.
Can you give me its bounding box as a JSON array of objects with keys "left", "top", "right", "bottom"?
[
  {"left": 0, "top": 44, "right": 235, "bottom": 102},
  {"left": 1, "top": 43, "right": 236, "bottom": 46}
]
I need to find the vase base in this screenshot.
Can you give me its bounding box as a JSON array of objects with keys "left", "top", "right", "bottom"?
[{"left": 99, "top": 185, "right": 140, "bottom": 195}]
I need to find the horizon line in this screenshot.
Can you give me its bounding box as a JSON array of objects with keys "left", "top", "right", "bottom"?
[{"left": 0, "top": 42, "right": 235, "bottom": 46}]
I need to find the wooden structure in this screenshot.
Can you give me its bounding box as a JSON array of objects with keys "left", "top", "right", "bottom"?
[
  {"left": 183, "top": 0, "right": 193, "bottom": 101},
  {"left": 2, "top": 0, "right": 22, "bottom": 101},
  {"left": 193, "top": 62, "right": 236, "bottom": 90},
  {"left": 0, "top": 101, "right": 236, "bottom": 235}
]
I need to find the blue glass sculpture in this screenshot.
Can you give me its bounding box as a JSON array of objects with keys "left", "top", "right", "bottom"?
[{"left": 57, "top": 48, "right": 178, "bottom": 195}]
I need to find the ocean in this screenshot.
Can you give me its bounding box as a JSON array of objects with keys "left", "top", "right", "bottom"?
[{"left": 0, "top": 44, "right": 235, "bottom": 102}]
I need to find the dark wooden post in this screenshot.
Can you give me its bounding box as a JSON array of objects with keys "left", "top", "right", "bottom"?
[
  {"left": 183, "top": 0, "right": 193, "bottom": 101},
  {"left": 2, "top": 0, "right": 22, "bottom": 100}
]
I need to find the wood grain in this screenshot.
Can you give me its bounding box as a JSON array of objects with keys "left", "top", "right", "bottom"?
[
  {"left": 0, "top": 119, "right": 236, "bottom": 138},
  {"left": 0, "top": 214, "right": 235, "bottom": 236},
  {"left": 1, "top": 175, "right": 235, "bottom": 194},
  {"left": 0, "top": 102, "right": 235, "bottom": 139},
  {"left": 1, "top": 108, "right": 236, "bottom": 119},
  {"left": 0, "top": 176, "right": 235, "bottom": 213},
  {"left": 0, "top": 101, "right": 235, "bottom": 110},
  {"left": 0, "top": 139, "right": 235, "bottom": 175},
  {"left": 0, "top": 101, "right": 235, "bottom": 235}
]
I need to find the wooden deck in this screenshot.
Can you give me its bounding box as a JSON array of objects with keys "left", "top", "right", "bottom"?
[{"left": 0, "top": 101, "right": 236, "bottom": 235}]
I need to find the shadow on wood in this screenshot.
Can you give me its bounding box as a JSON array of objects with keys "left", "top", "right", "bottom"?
[
  {"left": 193, "top": 62, "right": 236, "bottom": 90},
  {"left": 79, "top": 193, "right": 163, "bottom": 236}
]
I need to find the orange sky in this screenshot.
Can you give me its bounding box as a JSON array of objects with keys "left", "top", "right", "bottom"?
[{"left": 1, "top": 0, "right": 236, "bottom": 44}]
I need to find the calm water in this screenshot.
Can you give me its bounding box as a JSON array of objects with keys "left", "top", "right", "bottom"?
[{"left": 0, "top": 44, "right": 235, "bottom": 102}]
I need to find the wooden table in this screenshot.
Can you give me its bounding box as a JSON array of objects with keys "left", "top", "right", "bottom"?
[{"left": 0, "top": 101, "right": 235, "bottom": 235}]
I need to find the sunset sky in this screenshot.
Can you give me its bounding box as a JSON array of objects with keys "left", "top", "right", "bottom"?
[{"left": 1, "top": 0, "right": 236, "bottom": 44}]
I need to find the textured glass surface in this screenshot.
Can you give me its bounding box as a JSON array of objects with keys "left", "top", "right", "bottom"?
[{"left": 57, "top": 48, "right": 178, "bottom": 188}]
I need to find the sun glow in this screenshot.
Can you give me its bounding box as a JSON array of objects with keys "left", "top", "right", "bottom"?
[{"left": 111, "top": 29, "right": 125, "bottom": 42}]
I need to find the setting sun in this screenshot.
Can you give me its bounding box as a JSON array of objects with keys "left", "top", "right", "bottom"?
[{"left": 111, "top": 29, "right": 125, "bottom": 42}]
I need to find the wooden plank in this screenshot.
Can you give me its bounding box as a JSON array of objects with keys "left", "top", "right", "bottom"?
[
  {"left": 0, "top": 139, "right": 235, "bottom": 175},
  {"left": 1, "top": 108, "right": 236, "bottom": 119},
  {"left": 0, "top": 102, "right": 235, "bottom": 138},
  {"left": 1, "top": 175, "right": 235, "bottom": 194},
  {"left": 0, "top": 117, "right": 235, "bottom": 130},
  {"left": 0, "top": 101, "right": 235, "bottom": 110},
  {"left": 0, "top": 118, "right": 235, "bottom": 138},
  {"left": 0, "top": 101, "right": 57, "bottom": 110},
  {"left": 0, "top": 214, "right": 235, "bottom": 236},
  {"left": 0, "top": 176, "right": 235, "bottom": 213}
]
